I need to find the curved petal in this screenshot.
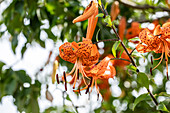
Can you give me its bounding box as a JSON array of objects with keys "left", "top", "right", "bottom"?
[
  {"left": 72, "top": 1, "right": 98, "bottom": 23},
  {"left": 136, "top": 43, "right": 149, "bottom": 53},
  {"left": 153, "top": 25, "right": 161, "bottom": 36},
  {"left": 86, "top": 8, "right": 98, "bottom": 40},
  {"left": 139, "top": 28, "right": 160, "bottom": 46},
  {"left": 162, "top": 22, "right": 170, "bottom": 38},
  {"left": 59, "top": 42, "right": 77, "bottom": 63}
]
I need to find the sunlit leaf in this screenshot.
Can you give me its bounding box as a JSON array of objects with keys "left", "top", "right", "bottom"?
[
  {"left": 127, "top": 65, "right": 137, "bottom": 73},
  {"left": 96, "top": 29, "right": 100, "bottom": 42},
  {"left": 112, "top": 40, "right": 120, "bottom": 57},
  {"left": 104, "top": 15, "right": 112, "bottom": 27},
  {"left": 96, "top": 13, "right": 104, "bottom": 18},
  {"left": 156, "top": 103, "right": 169, "bottom": 112}
]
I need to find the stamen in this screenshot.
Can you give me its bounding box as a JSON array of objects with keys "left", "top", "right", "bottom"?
[
  {"left": 78, "top": 87, "right": 81, "bottom": 95},
  {"left": 63, "top": 71, "right": 67, "bottom": 91},
  {"left": 163, "top": 41, "right": 169, "bottom": 80},
  {"left": 77, "top": 69, "right": 79, "bottom": 80},
  {"left": 88, "top": 93, "right": 90, "bottom": 100},
  {"left": 95, "top": 80, "right": 103, "bottom": 99},
  {"left": 167, "top": 72, "right": 169, "bottom": 80},
  {"left": 67, "top": 60, "right": 77, "bottom": 75},
  {"left": 89, "top": 77, "right": 93, "bottom": 86},
  {"left": 151, "top": 56, "right": 153, "bottom": 65},
  {"left": 85, "top": 85, "right": 90, "bottom": 94},
  {"left": 90, "top": 77, "right": 94, "bottom": 92},
  {"left": 153, "top": 47, "right": 164, "bottom": 70},
  {"left": 56, "top": 74, "right": 60, "bottom": 84},
  {"left": 150, "top": 67, "right": 153, "bottom": 75},
  {"left": 97, "top": 93, "right": 99, "bottom": 101}
]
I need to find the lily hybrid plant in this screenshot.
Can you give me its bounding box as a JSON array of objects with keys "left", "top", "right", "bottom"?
[{"left": 56, "top": 0, "right": 116, "bottom": 98}]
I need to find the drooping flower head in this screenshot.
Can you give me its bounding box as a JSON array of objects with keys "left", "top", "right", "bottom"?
[
  {"left": 136, "top": 22, "right": 170, "bottom": 80},
  {"left": 73, "top": 0, "right": 98, "bottom": 40},
  {"left": 59, "top": 38, "right": 100, "bottom": 88},
  {"left": 74, "top": 56, "right": 116, "bottom": 97}
]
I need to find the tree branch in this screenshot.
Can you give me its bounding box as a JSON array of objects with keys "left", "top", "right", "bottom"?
[
  {"left": 147, "top": 89, "right": 163, "bottom": 113},
  {"left": 99, "top": 4, "right": 137, "bottom": 67},
  {"left": 94, "top": 38, "right": 119, "bottom": 44},
  {"left": 110, "top": 58, "right": 131, "bottom": 62},
  {"left": 117, "top": 0, "right": 170, "bottom": 12}
]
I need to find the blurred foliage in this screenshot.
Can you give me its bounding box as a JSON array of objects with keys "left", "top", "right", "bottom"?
[{"left": 0, "top": 0, "right": 170, "bottom": 113}]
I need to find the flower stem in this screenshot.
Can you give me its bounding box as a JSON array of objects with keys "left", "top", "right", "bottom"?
[
  {"left": 147, "top": 89, "right": 163, "bottom": 113},
  {"left": 98, "top": 4, "right": 137, "bottom": 67}
]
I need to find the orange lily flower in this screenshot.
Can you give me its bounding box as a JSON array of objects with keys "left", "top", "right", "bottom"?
[
  {"left": 72, "top": 0, "right": 98, "bottom": 40},
  {"left": 74, "top": 56, "right": 116, "bottom": 97},
  {"left": 126, "top": 22, "right": 141, "bottom": 39},
  {"left": 59, "top": 38, "right": 100, "bottom": 88},
  {"left": 136, "top": 22, "right": 170, "bottom": 79},
  {"left": 110, "top": 1, "right": 120, "bottom": 21}
]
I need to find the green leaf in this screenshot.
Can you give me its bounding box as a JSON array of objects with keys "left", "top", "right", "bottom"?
[
  {"left": 133, "top": 93, "right": 150, "bottom": 111},
  {"left": 45, "top": 3, "right": 56, "bottom": 15},
  {"left": 137, "top": 72, "right": 149, "bottom": 89},
  {"left": 11, "top": 35, "right": 18, "bottom": 54},
  {"left": 96, "top": 29, "right": 100, "bottom": 42},
  {"left": 96, "top": 13, "right": 104, "bottom": 18},
  {"left": 66, "top": 95, "right": 71, "bottom": 101},
  {"left": 158, "top": 92, "right": 170, "bottom": 97},
  {"left": 104, "top": 15, "right": 112, "bottom": 27},
  {"left": 44, "top": 29, "right": 57, "bottom": 41},
  {"left": 104, "top": 2, "right": 108, "bottom": 9},
  {"left": 98, "top": 0, "right": 101, "bottom": 6},
  {"left": 5, "top": 78, "right": 18, "bottom": 95},
  {"left": 27, "top": 98, "right": 40, "bottom": 113},
  {"left": 16, "top": 70, "right": 31, "bottom": 83},
  {"left": 127, "top": 65, "right": 137, "bottom": 73},
  {"left": 112, "top": 40, "right": 120, "bottom": 57},
  {"left": 21, "top": 44, "right": 27, "bottom": 58},
  {"left": 156, "top": 103, "right": 169, "bottom": 112}
]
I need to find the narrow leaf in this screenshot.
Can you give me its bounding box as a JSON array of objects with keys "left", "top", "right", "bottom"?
[
  {"left": 98, "top": 0, "right": 101, "bottom": 6},
  {"left": 156, "top": 103, "right": 169, "bottom": 112},
  {"left": 96, "top": 29, "right": 100, "bottom": 42},
  {"left": 112, "top": 40, "right": 120, "bottom": 57},
  {"left": 96, "top": 13, "right": 104, "bottom": 18},
  {"left": 127, "top": 65, "right": 137, "bottom": 73}
]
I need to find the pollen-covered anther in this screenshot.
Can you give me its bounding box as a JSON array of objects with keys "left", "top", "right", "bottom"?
[
  {"left": 63, "top": 71, "right": 67, "bottom": 91},
  {"left": 56, "top": 74, "right": 60, "bottom": 84}
]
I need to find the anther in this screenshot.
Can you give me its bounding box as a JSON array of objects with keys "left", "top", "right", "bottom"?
[
  {"left": 151, "top": 56, "right": 153, "bottom": 65},
  {"left": 63, "top": 71, "right": 67, "bottom": 91},
  {"left": 77, "top": 69, "right": 79, "bottom": 80},
  {"left": 56, "top": 74, "right": 60, "bottom": 84},
  {"left": 78, "top": 87, "right": 81, "bottom": 95},
  {"left": 150, "top": 67, "right": 153, "bottom": 75},
  {"left": 85, "top": 85, "right": 90, "bottom": 94},
  {"left": 167, "top": 72, "right": 169, "bottom": 80},
  {"left": 97, "top": 93, "right": 99, "bottom": 101}
]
